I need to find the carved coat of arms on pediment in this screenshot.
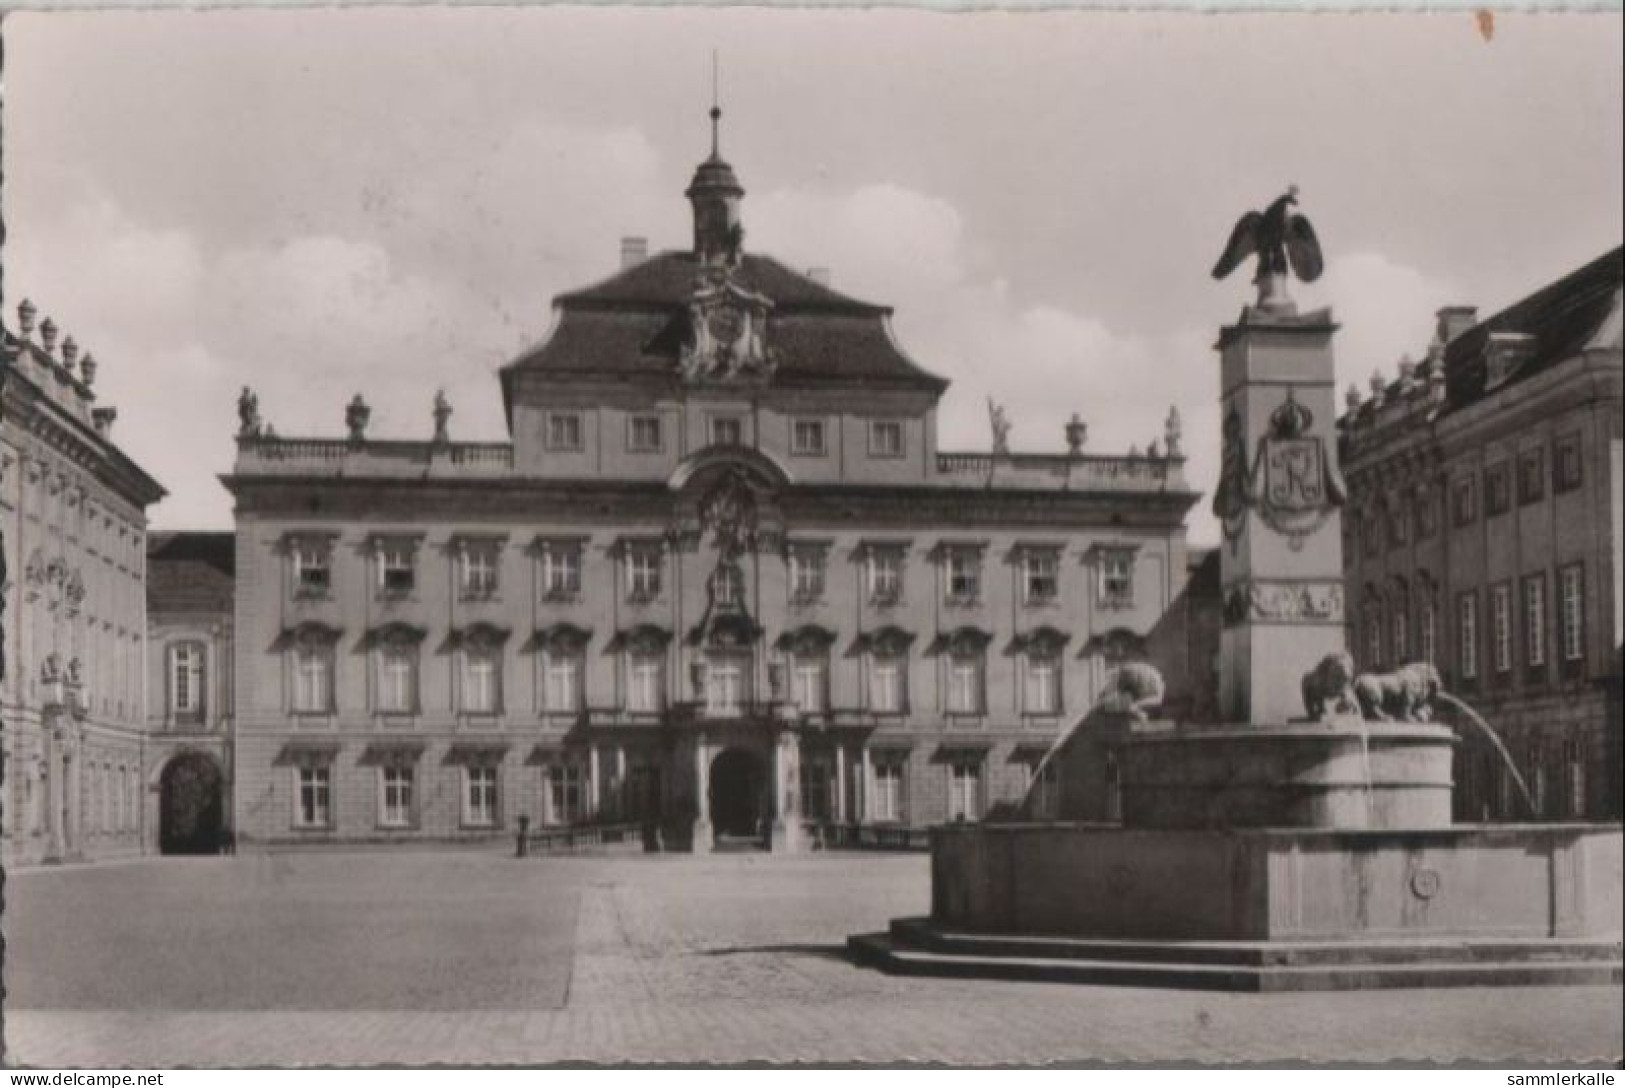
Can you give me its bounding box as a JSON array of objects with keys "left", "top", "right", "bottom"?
[{"left": 680, "top": 274, "right": 777, "bottom": 383}]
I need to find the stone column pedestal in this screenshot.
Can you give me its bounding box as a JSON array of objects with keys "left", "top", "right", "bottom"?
[{"left": 1214, "top": 303, "right": 1347, "bottom": 725}]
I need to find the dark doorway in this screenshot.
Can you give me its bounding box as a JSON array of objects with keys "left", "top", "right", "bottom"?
[
  {"left": 709, "top": 747, "right": 765, "bottom": 846},
  {"left": 160, "top": 752, "right": 225, "bottom": 855}
]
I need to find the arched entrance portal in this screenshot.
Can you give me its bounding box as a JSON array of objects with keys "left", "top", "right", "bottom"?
[
  {"left": 160, "top": 752, "right": 225, "bottom": 855},
  {"left": 708, "top": 747, "right": 766, "bottom": 847}
]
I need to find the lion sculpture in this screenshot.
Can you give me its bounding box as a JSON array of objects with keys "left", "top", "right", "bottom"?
[
  {"left": 1300, "top": 651, "right": 1358, "bottom": 722},
  {"left": 1099, "top": 662, "right": 1166, "bottom": 722},
  {"left": 1352, "top": 662, "right": 1441, "bottom": 723}
]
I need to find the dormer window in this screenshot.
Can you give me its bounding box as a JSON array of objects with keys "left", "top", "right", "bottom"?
[{"left": 1484, "top": 332, "right": 1537, "bottom": 391}]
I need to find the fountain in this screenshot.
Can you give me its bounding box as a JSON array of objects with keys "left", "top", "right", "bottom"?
[{"left": 849, "top": 192, "right": 1622, "bottom": 990}]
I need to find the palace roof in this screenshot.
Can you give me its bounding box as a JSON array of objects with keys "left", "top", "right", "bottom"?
[
  {"left": 148, "top": 531, "right": 236, "bottom": 615},
  {"left": 1438, "top": 245, "right": 1622, "bottom": 416},
  {"left": 499, "top": 250, "right": 950, "bottom": 411}
]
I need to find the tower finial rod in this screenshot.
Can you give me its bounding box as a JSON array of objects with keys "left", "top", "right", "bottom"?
[{"left": 709, "top": 50, "right": 721, "bottom": 158}]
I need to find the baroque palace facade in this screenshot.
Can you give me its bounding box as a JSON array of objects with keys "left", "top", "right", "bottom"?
[
  {"left": 1340, "top": 246, "right": 1623, "bottom": 823},
  {"left": 2, "top": 301, "right": 166, "bottom": 866},
  {"left": 225, "top": 122, "right": 1200, "bottom": 852}
]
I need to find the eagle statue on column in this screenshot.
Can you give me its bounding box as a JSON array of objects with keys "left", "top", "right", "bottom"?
[{"left": 1211, "top": 185, "right": 1325, "bottom": 289}]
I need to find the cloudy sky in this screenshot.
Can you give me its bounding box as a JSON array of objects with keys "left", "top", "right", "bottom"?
[{"left": 5, "top": 9, "right": 1621, "bottom": 543}]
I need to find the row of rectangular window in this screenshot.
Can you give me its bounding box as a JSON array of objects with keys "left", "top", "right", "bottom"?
[
  {"left": 1454, "top": 737, "right": 1591, "bottom": 820},
  {"left": 1450, "top": 435, "right": 1585, "bottom": 528},
  {"left": 285, "top": 644, "right": 1070, "bottom": 718},
  {"left": 1362, "top": 565, "right": 1586, "bottom": 680},
  {"left": 543, "top": 412, "right": 907, "bottom": 459},
  {"left": 9, "top": 758, "right": 142, "bottom": 838},
  {"left": 293, "top": 749, "right": 1030, "bottom": 831},
  {"left": 1455, "top": 565, "right": 1585, "bottom": 683},
  {"left": 289, "top": 538, "right": 1136, "bottom": 609},
  {"left": 1355, "top": 434, "right": 1587, "bottom": 556}
]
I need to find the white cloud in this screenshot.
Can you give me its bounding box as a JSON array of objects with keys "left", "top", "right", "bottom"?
[
  {"left": 756, "top": 180, "right": 1220, "bottom": 538},
  {"left": 1310, "top": 251, "right": 1465, "bottom": 398},
  {"left": 7, "top": 195, "right": 204, "bottom": 350}
]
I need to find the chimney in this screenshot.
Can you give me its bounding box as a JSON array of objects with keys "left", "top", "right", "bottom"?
[
  {"left": 806, "top": 267, "right": 831, "bottom": 287},
  {"left": 1435, "top": 305, "right": 1478, "bottom": 345},
  {"left": 620, "top": 236, "right": 648, "bottom": 270}
]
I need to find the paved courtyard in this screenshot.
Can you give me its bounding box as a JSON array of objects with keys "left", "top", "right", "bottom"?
[{"left": 4, "top": 849, "right": 1621, "bottom": 1066}]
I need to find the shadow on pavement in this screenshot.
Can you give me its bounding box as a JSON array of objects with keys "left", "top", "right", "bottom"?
[{"left": 697, "top": 942, "right": 853, "bottom": 963}]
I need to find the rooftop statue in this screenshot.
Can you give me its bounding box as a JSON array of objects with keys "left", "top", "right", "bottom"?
[
  {"left": 987, "top": 397, "right": 1011, "bottom": 456},
  {"left": 1211, "top": 185, "right": 1324, "bottom": 308},
  {"left": 237, "top": 386, "right": 262, "bottom": 438},
  {"left": 432, "top": 389, "right": 452, "bottom": 443}
]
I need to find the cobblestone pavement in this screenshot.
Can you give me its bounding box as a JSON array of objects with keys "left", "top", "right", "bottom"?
[{"left": 5, "top": 851, "right": 1621, "bottom": 1066}]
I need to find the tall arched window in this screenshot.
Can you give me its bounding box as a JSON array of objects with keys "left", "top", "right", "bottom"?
[
  {"left": 372, "top": 625, "right": 425, "bottom": 715},
  {"left": 288, "top": 623, "right": 341, "bottom": 715},
  {"left": 456, "top": 624, "right": 510, "bottom": 716},
  {"left": 170, "top": 641, "right": 206, "bottom": 724},
  {"left": 862, "top": 627, "right": 915, "bottom": 715},
  {"left": 942, "top": 628, "right": 991, "bottom": 716},
  {"left": 1018, "top": 627, "right": 1070, "bottom": 716}
]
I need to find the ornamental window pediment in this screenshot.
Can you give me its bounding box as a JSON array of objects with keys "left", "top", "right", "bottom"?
[
  {"left": 775, "top": 624, "right": 839, "bottom": 658},
  {"left": 535, "top": 622, "right": 593, "bottom": 656}
]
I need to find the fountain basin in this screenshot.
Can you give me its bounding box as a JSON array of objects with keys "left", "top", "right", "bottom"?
[
  {"left": 929, "top": 821, "right": 1622, "bottom": 942},
  {"left": 1116, "top": 721, "right": 1455, "bottom": 831}
]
